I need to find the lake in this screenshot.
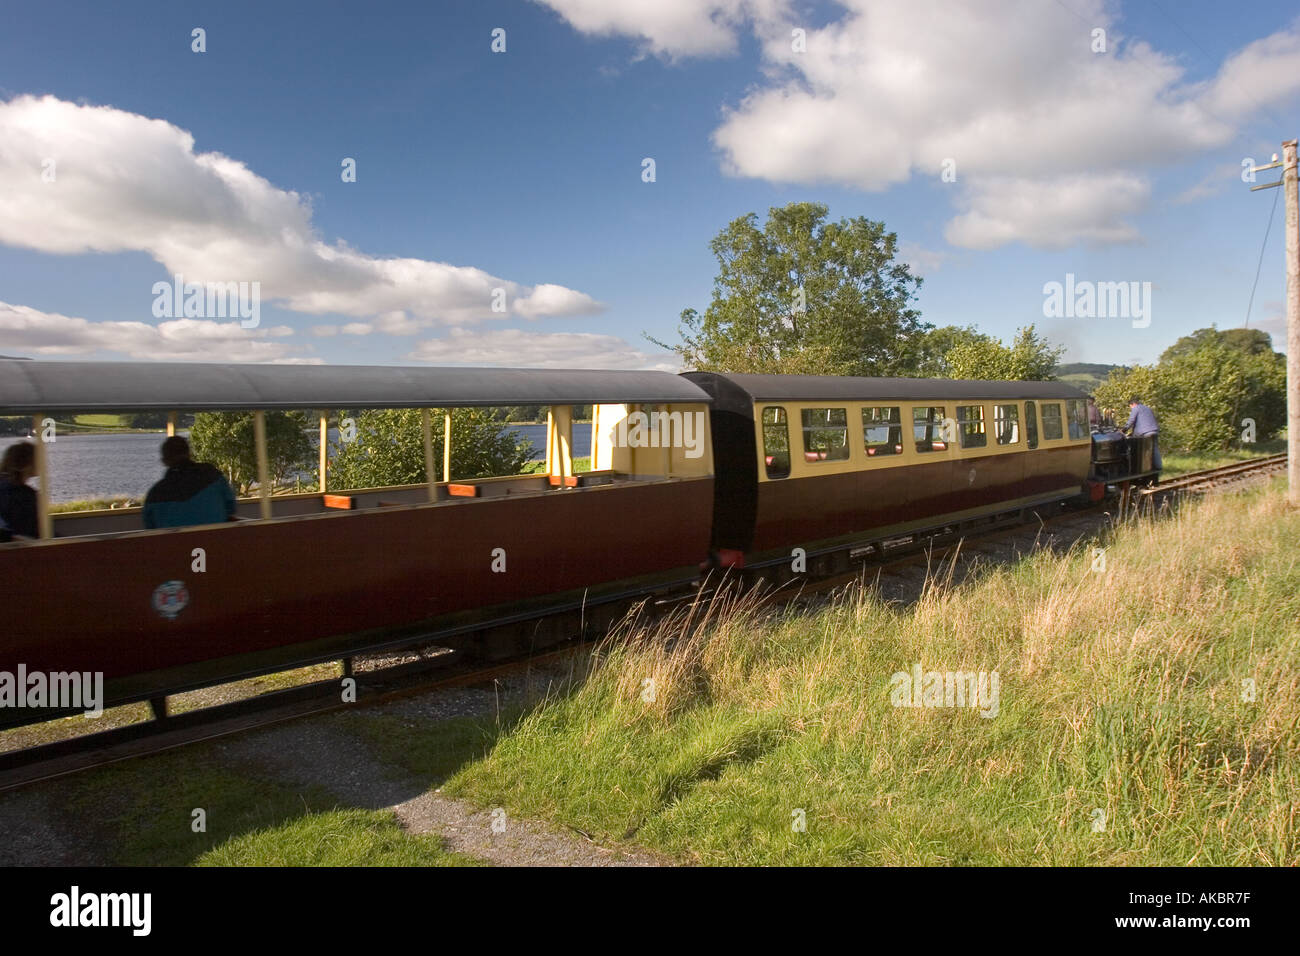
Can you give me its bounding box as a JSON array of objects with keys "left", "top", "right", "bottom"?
[{"left": 0, "top": 423, "right": 593, "bottom": 503}]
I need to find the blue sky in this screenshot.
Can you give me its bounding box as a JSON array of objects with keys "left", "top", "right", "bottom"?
[{"left": 0, "top": 0, "right": 1297, "bottom": 370}]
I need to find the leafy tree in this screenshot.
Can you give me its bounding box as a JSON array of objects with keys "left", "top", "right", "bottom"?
[
  {"left": 943, "top": 326, "right": 1063, "bottom": 381},
  {"left": 911, "top": 325, "right": 995, "bottom": 378},
  {"left": 328, "top": 407, "right": 534, "bottom": 489},
  {"left": 127, "top": 411, "right": 193, "bottom": 429},
  {"left": 502, "top": 405, "right": 545, "bottom": 423},
  {"left": 650, "top": 202, "right": 928, "bottom": 375},
  {"left": 1094, "top": 365, "right": 1162, "bottom": 429},
  {"left": 1160, "top": 327, "right": 1273, "bottom": 362},
  {"left": 1095, "top": 328, "right": 1285, "bottom": 452},
  {"left": 499, "top": 405, "right": 592, "bottom": 423},
  {"left": 189, "top": 411, "right": 313, "bottom": 495}
]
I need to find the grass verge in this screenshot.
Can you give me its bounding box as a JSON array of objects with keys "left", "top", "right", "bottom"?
[
  {"left": 445, "top": 479, "right": 1299, "bottom": 865},
  {"left": 196, "top": 809, "right": 481, "bottom": 866}
]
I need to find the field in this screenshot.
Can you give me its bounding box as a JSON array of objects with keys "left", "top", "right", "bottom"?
[{"left": 438, "top": 478, "right": 1298, "bottom": 865}]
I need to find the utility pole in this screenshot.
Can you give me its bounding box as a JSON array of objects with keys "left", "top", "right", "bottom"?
[{"left": 1248, "top": 140, "right": 1299, "bottom": 504}]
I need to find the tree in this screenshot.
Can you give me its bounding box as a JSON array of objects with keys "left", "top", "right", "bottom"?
[
  {"left": 127, "top": 411, "right": 194, "bottom": 429},
  {"left": 912, "top": 325, "right": 1062, "bottom": 380},
  {"left": 1094, "top": 365, "right": 1163, "bottom": 430},
  {"left": 328, "top": 407, "right": 534, "bottom": 490},
  {"left": 912, "top": 325, "right": 995, "bottom": 378},
  {"left": 1160, "top": 326, "right": 1273, "bottom": 362},
  {"left": 650, "top": 202, "right": 928, "bottom": 375},
  {"left": 943, "top": 326, "right": 1063, "bottom": 381},
  {"left": 500, "top": 405, "right": 592, "bottom": 423},
  {"left": 502, "top": 405, "right": 545, "bottom": 423},
  {"left": 1095, "top": 328, "right": 1285, "bottom": 452},
  {"left": 189, "top": 411, "right": 313, "bottom": 495}
]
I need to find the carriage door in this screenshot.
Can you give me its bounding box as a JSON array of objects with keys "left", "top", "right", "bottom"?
[{"left": 1023, "top": 400, "right": 1040, "bottom": 496}]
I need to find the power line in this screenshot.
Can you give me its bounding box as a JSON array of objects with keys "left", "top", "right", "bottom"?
[
  {"left": 1147, "top": 0, "right": 1284, "bottom": 129},
  {"left": 1244, "top": 178, "right": 1281, "bottom": 329}
]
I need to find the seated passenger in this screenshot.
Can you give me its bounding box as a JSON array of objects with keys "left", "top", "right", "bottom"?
[
  {"left": 0, "top": 442, "right": 38, "bottom": 541},
  {"left": 143, "top": 436, "right": 237, "bottom": 529}
]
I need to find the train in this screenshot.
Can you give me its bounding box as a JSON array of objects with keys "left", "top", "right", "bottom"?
[{"left": 0, "top": 359, "right": 1159, "bottom": 727}]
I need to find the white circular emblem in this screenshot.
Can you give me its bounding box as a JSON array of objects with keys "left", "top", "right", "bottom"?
[{"left": 151, "top": 580, "right": 190, "bottom": 620}]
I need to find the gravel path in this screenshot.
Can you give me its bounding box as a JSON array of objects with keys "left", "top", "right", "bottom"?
[
  {"left": 205, "top": 659, "right": 668, "bottom": 867},
  {"left": 392, "top": 792, "right": 665, "bottom": 866}
]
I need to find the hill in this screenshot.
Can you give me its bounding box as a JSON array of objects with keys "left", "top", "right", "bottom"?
[{"left": 1055, "top": 362, "right": 1124, "bottom": 394}]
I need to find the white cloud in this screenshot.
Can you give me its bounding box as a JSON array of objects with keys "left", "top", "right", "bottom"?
[
  {"left": 1202, "top": 26, "right": 1300, "bottom": 116},
  {"left": 541, "top": 0, "right": 1300, "bottom": 248},
  {"left": 0, "top": 301, "right": 317, "bottom": 363},
  {"left": 341, "top": 322, "right": 373, "bottom": 335},
  {"left": 372, "top": 310, "right": 424, "bottom": 334},
  {"left": 1253, "top": 303, "right": 1286, "bottom": 350},
  {"left": 533, "top": 0, "right": 788, "bottom": 59},
  {"left": 311, "top": 325, "right": 339, "bottom": 337},
  {"left": 944, "top": 173, "right": 1150, "bottom": 249},
  {"left": 0, "top": 94, "right": 606, "bottom": 324},
  {"left": 897, "top": 240, "right": 945, "bottom": 275},
  {"left": 1170, "top": 162, "right": 1245, "bottom": 205},
  {"left": 405, "top": 327, "right": 679, "bottom": 370}
]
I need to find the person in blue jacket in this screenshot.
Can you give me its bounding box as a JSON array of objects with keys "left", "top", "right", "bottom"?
[
  {"left": 143, "top": 436, "right": 237, "bottom": 529},
  {"left": 1123, "top": 396, "right": 1161, "bottom": 473}
]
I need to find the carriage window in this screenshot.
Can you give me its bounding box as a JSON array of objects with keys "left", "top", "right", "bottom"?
[
  {"left": 912, "top": 406, "right": 947, "bottom": 453},
  {"left": 994, "top": 404, "right": 1019, "bottom": 445},
  {"left": 801, "top": 407, "right": 850, "bottom": 462},
  {"left": 956, "top": 404, "right": 986, "bottom": 449},
  {"left": 762, "top": 407, "right": 790, "bottom": 479},
  {"left": 1041, "top": 402, "right": 1064, "bottom": 441},
  {"left": 1025, "top": 401, "right": 1039, "bottom": 449},
  {"left": 1065, "top": 399, "right": 1088, "bottom": 439},
  {"left": 862, "top": 406, "right": 902, "bottom": 457}
]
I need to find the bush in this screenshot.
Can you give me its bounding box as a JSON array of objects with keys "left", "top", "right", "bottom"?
[
  {"left": 328, "top": 407, "right": 533, "bottom": 489},
  {"left": 189, "top": 411, "right": 313, "bottom": 495}
]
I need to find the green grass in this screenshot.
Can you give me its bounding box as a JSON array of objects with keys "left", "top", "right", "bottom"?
[
  {"left": 49, "top": 497, "right": 136, "bottom": 513},
  {"left": 43, "top": 722, "right": 482, "bottom": 866},
  {"left": 196, "top": 809, "right": 481, "bottom": 866},
  {"left": 523, "top": 456, "right": 593, "bottom": 474},
  {"left": 56, "top": 746, "right": 345, "bottom": 866},
  {"left": 1160, "top": 439, "right": 1284, "bottom": 479},
  {"left": 445, "top": 478, "right": 1300, "bottom": 865},
  {"left": 47, "top": 414, "right": 158, "bottom": 433},
  {"left": 73, "top": 414, "right": 132, "bottom": 428}
]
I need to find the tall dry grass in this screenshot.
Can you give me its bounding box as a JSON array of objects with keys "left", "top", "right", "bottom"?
[{"left": 448, "top": 481, "right": 1300, "bottom": 865}]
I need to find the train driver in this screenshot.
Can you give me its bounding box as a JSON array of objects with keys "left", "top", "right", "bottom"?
[{"left": 1122, "top": 396, "right": 1162, "bottom": 472}]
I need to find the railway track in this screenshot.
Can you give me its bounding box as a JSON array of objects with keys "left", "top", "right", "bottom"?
[
  {"left": 1139, "top": 452, "right": 1288, "bottom": 496},
  {"left": 0, "top": 452, "right": 1285, "bottom": 793}
]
